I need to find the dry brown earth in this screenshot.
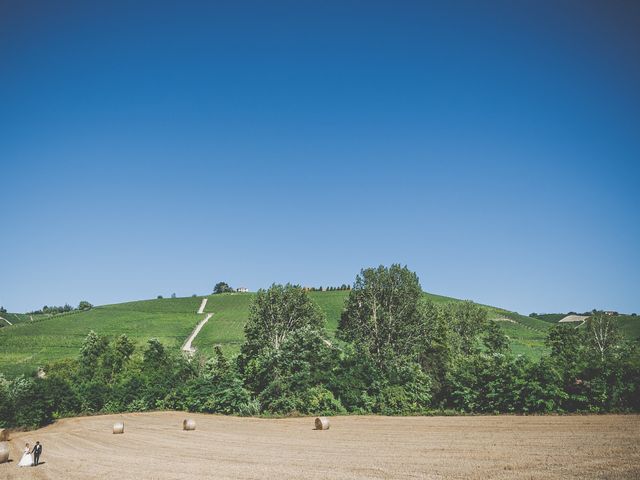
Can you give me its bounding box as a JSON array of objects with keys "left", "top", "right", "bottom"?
[{"left": 2, "top": 412, "right": 639, "bottom": 479}]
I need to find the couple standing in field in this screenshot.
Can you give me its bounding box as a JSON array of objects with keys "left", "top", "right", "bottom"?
[{"left": 18, "top": 441, "right": 42, "bottom": 467}]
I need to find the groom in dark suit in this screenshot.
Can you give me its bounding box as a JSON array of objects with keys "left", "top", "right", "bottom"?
[{"left": 32, "top": 441, "right": 42, "bottom": 466}]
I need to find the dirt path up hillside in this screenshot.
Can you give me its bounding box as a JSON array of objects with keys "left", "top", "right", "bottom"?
[{"left": 181, "top": 313, "right": 212, "bottom": 354}]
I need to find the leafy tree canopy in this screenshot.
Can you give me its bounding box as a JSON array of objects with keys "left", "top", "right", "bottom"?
[
  {"left": 338, "top": 264, "right": 424, "bottom": 367},
  {"left": 213, "top": 282, "right": 234, "bottom": 294},
  {"left": 78, "top": 300, "right": 93, "bottom": 310},
  {"left": 241, "top": 283, "right": 324, "bottom": 356}
]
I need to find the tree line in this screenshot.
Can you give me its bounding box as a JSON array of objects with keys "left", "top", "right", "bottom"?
[
  {"left": 27, "top": 301, "right": 93, "bottom": 316},
  {"left": 305, "top": 285, "right": 351, "bottom": 292},
  {"left": 1, "top": 265, "right": 638, "bottom": 429}
]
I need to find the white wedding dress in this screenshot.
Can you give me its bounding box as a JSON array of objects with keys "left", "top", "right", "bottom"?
[{"left": 18, "top": 447, "right": 33, "bottom": 467}]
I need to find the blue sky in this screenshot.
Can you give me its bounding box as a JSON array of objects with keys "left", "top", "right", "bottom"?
[{"left": 1, "top": 1, "right": 638, "bottom": 314}]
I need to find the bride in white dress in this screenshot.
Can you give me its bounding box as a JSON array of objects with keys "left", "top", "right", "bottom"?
[{"left": 18, "top": 443, "right": 34, "bottom": 467}]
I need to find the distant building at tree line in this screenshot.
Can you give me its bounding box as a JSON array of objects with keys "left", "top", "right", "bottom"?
[{"left": 236, "top": 287, "right": 249, "bottom": 293}]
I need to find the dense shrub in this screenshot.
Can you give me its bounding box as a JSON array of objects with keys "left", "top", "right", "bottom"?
[
  {"left": 246, "top": 327, "right": 340, "bottom": 414},
  {"left": 10, "top": 376, "right": 53, "bottom": 428},
  {"left": 0, "top": 375, "right": 13, "bottom": 427},
  {"left": 179, "top": 349, "right": 257, "bottom": 415}
]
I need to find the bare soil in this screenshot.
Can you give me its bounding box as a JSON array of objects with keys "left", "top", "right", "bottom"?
[{"left": 2, "top": 412, "right": 639, "bottom": 479}]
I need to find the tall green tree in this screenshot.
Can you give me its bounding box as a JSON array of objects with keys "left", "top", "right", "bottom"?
[
  {"left": 546, "top": 324, "right": 585, "bottom": 368},
  {"left": 249, "top": 326, "right": 341, "bottom": 414},
  {"left": 143, "top": 338, "right": 170, "bottom": 371},
  {"left": 237, "top": 284, "right": 331, "bottom": 411},
  {"left": 418, "top": 301, "right": 454, "bottom": 397},
  {"left": 483, "top": 320, "right": 509, "bottom": 354},
  {"left": 338, "top": 264, "right": 424, "bottom": 367},
  {"left": 79, "top": 330, "right": 108, "bottom": 378},
  {"left": 0, "top": 374, "right": 13, "bottom": 427},
  {"left": 447, "top": 301, "right": 488, "bottom": 354},
  {"left": 585, "top": 312, "right": 621, "bottom": 362},
  {"left": 102, "top": 334, "right": 135, "bottom": 379},
  {"left": 78, "top": 300, "right": 93, "bottom": 310},
  {"left": 240, "top": 283, "right": 324, "bottom": 356},
  {"left": 213, "top": 282, "right": 234, "bottom": 294}
]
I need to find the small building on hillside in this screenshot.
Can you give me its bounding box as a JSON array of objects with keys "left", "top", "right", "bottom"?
[
  {"left": 236, "top": 287, "right": 249, "bottom": 293},
  {"left": 559, "top": 314, "right": 589, "bottom": 324},
  {"left": 604, "top": 311, "right": 619, "bottom": 316}
]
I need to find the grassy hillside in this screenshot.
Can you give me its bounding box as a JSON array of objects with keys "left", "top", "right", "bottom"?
[
  {"left": 0, "top": 290, "right": 558, "bottom": 378},
  {"left": 481, "top": 306, "right": 552, "bottom": 358},
  {"left": 0, "top": 297, "right": 209, "bottom": 377},
  {"left": 530, "top": 313, "right": 567, "bottom": 323},
  {"left": 0, "top": 312, "right": 36, "bottom": 326},
  {"left": 609, "top": 315, "right": 640, "bottom": 341}
]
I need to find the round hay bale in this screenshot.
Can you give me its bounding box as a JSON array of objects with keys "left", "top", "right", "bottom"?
[
  {"left": 0, "top": 442, "right": 10, "bottom": 464},
  {"left": 183, "top": 419, "right": 196, "bottom": 431},
  {"left": 113, "top": 422, "right": 125, "bottom": 434},
  {"left": 0, "top": 428, "right": 8, "bottom": 441},
  {"left": 315, "top": 417, "right": 330, "bottom": 430}
]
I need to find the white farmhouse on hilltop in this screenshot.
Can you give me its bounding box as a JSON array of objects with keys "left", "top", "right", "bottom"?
[{"left": 236, "top": 287, "right": 249, "bottom": 293}]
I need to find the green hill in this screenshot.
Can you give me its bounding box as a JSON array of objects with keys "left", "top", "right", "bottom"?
[
  {"left": 0, "top": 312, "right": 35, "bottom": 326},
  {"left": 0, "top": 290, "right": 559, "bottom": 378},
  {"left": 604, "top": 314, "right": 640, "bottom": 341},
  {"left": 530, "top": 313, "right": 567, "bottom": 323}
]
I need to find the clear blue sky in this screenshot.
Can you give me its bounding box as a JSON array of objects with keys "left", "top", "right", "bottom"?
[{"left": 1, "top": 1, "right": 638, "bottom": 314}]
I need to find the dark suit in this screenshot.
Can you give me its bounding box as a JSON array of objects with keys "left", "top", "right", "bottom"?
[{"left": 33, "top": 444, "right": 42, "bottom": 466}]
